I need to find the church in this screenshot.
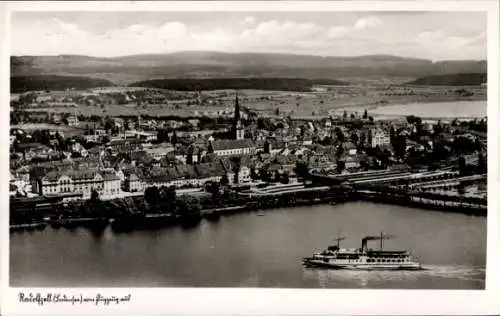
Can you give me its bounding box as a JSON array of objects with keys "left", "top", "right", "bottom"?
[{"left": 208, "top": 91, "right": 256, "bottom": 156}]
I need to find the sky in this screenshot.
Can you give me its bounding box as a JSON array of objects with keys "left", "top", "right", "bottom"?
[{"left": 10, "top": 11, "right": 486, "bottom": 61}]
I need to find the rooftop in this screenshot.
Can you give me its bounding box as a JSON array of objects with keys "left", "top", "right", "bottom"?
[{"left": 210, "top": 139, "right": 255, "bottom": 151}]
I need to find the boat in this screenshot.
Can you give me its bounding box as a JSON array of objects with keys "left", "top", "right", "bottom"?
[{"left": 303, "top": 230, "right": 422, "bottom": 270}]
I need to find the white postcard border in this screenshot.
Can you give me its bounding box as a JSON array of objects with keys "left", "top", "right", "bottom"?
[{"left": 1, "top": 1, "right": 499, "bottom": 315}]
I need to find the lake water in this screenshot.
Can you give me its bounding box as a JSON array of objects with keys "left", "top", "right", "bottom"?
[
  {"left": 370, "top": 100, "right": 487, "bottom": 119},
  {"left": 334, "top": 100, "right": 487, "bottom": 119},
  {"left": 10, "top": 202, "right": 486, "bottom": 289}
]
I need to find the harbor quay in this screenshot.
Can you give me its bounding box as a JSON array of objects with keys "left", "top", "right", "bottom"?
[{"left": 10, "top": 167, "right": 487, "bottom": 233}]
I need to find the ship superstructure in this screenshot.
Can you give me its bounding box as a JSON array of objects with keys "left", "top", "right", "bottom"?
[{"left": 303, "top": 231, "right": 422, "bottom": 270}]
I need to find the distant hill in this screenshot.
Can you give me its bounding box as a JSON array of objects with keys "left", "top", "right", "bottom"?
[
  {"left": 11, "top": 75, "right": 114, "bottom": 93},
  {"left": 11, "top": 51, "right": 487, "bottom": 85},
  {"left": 405, "top": 73, "right": 487, "bottom": 86},
  {"left": 130, "top": 77, "right": 350, "bottom": 91}
]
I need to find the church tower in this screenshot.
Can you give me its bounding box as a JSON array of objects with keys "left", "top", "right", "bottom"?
[{"left": 233, "top": 91, "right": 244, "bottom": 140}]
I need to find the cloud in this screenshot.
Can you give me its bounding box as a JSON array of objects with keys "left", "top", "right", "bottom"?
[
  {"left": 155, "top": 22, "right": 187, "bottom": 40},
  {"left": 326, "top": 26, "right": 351, "bottom": 39},
  {"left": 48, "top": 18, "right": 87, "bottom": 36},
  {"left": 466, "top": 32, "right": 486, "bottom": 45},
  {"left": 10, "top": 14, "right": 485, "bottom": 60},
  {"left": 127, "top": 24, "right": 149, "bottom": 34},
  {"left": 354, "top": 16, "right": 381, "bottom": 30},
  {"left": 416, "top": 29, "right": 475, "bottom": 48},
  {"left": 417, "top": 29, "right": 447, "bottom": 40},
  {"left": 241, "top": 16, "right": 256, "bottom": 25},
  {"left": 412, "top": 29, "right": 485, "bottom": 60},
  {"left": 239, "top": 20, "right": 325, "bottom": 50},
  {"left": 243, "top": 20, "right": 322, "bottom": 39}
]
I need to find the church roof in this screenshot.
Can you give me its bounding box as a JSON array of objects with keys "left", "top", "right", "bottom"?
[{"left": 210, "top": 139, "right": 255, "bottom": 151}]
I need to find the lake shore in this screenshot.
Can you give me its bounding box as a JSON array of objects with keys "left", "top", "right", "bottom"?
[
  {"left": 10, "top": 183, "right": 486, "bottom": 234},
  {"left": 20, "top": 85, "right": 486, "bottom": 119}
]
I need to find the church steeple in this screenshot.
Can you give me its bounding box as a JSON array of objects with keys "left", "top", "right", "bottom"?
[
  {"left": 233, "top": 90, "right": 244, "bottom": 140},
  {"left": 234, "top": 90, "right": 241, "bottom": 121}
]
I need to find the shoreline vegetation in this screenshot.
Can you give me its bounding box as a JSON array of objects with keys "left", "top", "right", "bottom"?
[{"left": 10, "top": 183, "right": 486, "bottom": 234}]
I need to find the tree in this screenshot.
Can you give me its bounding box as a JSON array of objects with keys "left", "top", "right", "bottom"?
[
  {"left": 56, "top": 132, "right": 68, "bottom": 151},
  {"left": 333, "top": 127, "right": 344, "bottom": 143},
  {"left": 390, "top": 126, "right": 396, "bottom": 145},
  {"left": 392, "top": 135, "right": 407, "bottom": 161},
  {"left": 453, "top": 136, "right": 476, "bottom": 155},
  {"left": 350, "top": 132, "right": 359, "bottom": 145},
  {"left": 359, "top": 132, "right": 367, "bottom": 148},
  {"left": 281, "top": 172, "right": 290, "bottom": 184},
  {"left": 177, "top": 194, "right": 201, "bottom": 216},
  {"left": 260, "top": 168, "right": 272, "bottom": 182},
  {"left": 102, "top": 135, "right": 110, "bottom": 144},
  {"left": 274, "top": 170, "right": 281, "bottom": 182},
  {"left": 250, "top": 168, "right": 259, "bottom": 180},
  {"left": 406, "top": 115, "right": 422, "bottom": 127},
  {"left": 477, "top": 153, "right": 486, "bottom": 174},
  {"left": 144, "top": 186, "right": 160, "bottom": 206},
  {"left": 458, "top": 156, "right": 467, "bottom": 176},
  {"left": 205, "top": 182, "right": 220, "bottom": 205},
  {"left": 160, "top": 185, "right": 176, "bottom": 201},
  {"left": 363, "top": 109, "right": 368, "bottom": 119},
  {"left": 157, "top": 129, "right": 170, "bottom": 143},
  {"left": 294, "top": 161, "right": 310, "bottom": 181},
  {"left": 171, "top": 131, "right": 178, "bottom": 145},
  {"left": 335, "top": 145, "right": 344, "bottom": 160},
  {"left": 434, "top": 120, "right": 443, "bottom": 135},
  {"left": 104, "top": 117, "right": 115, "bottom": 132},
  {"left": 231, "top": 156, "right": 242, "bottom": 184},
  {"left": 90, "top": 189, "right": 100, "bottom": 202},
  {"left": 343, "top": 110, "right": 347, "bottom": 119},
  {"left": 71, "top": 151, "right": 82, "bottom": 158},
  {"left": 321, "top": 136, "right": 334, "bottom": 146},
  {"left": 336, "top": 160, "right": 345, "bottom": 173},
  {"left": 220, "top": 174, "right": 229, "bottom": 185},
  {"left": 457, "top": 182, "right": 466, "bottom": 195},
  {"left": 274, "top": 108, "right": 280, "bottom": 116}
]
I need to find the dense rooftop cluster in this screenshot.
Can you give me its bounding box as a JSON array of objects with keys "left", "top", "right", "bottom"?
[{"left": 10, "top": 90, "right": 487, "bottom": 204}]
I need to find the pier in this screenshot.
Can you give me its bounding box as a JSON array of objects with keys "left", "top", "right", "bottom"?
[{"left": 407, "top": 174, "right": 486, "bottom": 190}]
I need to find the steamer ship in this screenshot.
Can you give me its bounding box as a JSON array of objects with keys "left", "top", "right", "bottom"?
[{"left": 303, "top": 231, "right": 422, "bottom": 270}]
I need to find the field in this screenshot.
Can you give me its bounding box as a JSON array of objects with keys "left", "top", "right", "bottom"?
[
  {"left": 21, "top": 85, "right": 486, "bottom": 119},
  {"left": 10, "top": 123, "right": 87, "bottom": 137}
]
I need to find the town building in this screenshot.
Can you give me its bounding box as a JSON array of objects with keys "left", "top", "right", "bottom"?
[
  {"left": 32, "top": 168, "right": 121, "bottom": 201},
  {"left": 51, "top": 114, "right": 62, "bottom": 124},
  {"left": 208, "top": 139, "right": 256, "bottom": 156},
  {"left": 17, "top": 143, "right": 54, "bottom": 161},
  {"left": 140, "top": 163, "right": 226, "bottom": 189},
  {"left": 66, "top": 115, "right": 79, "bottom": 127},
  {"left": 143, "top": 143, "right": 175, "bottom": 160},
  {"left": 123, "top": 168, "right": 146, "bottom": 192},
  {"left": 369, "top": 128, "right": 391, "bottom": 148}
]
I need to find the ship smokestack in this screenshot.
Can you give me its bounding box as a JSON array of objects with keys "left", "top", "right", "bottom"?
[{"left": 361, "top": 234, "right": 394, "bottom": 251}]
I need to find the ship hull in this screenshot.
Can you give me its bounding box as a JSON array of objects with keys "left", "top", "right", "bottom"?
[{"left": 303, "top": 259, "right": 422, "bottom": 271}]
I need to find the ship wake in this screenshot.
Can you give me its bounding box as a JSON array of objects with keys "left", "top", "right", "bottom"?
[{"left": 304, "top": 264, "right": 485, "bottom": 287}]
